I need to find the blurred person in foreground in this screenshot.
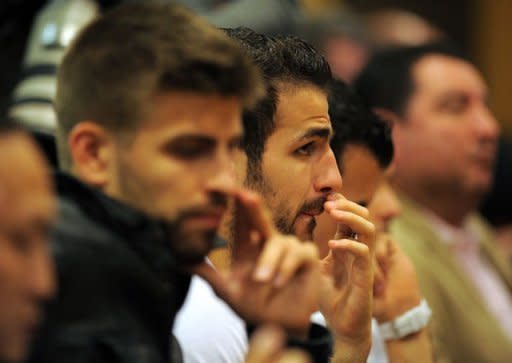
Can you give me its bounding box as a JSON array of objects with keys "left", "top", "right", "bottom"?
[
  {"left": 27, "top": 2, "right": 331, "bottom": 362},
  {"left": 314, "top": 80, "right": 433, "bottom": 363},
  {"left": 355, "top": 42, "right": 512, "bottom": 363},
  {"left": 0, "top": 120, "right": 56, "bottom": 363}
]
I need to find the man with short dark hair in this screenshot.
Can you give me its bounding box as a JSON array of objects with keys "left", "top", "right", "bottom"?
[
  {"left": 232, "top": 31, "right": 376, "bottom": 363},
  {"left": 0, "top": 120, "right": 56, "bottom": 363},
  {"left": 355, "top": 43, "right": 512, "bottom": 362},
  {"left": 28, "top": 3, "right": 325, "bottom": 363},
  {"left": 176, "top": 28, "right": 375, "bottom": 363}
]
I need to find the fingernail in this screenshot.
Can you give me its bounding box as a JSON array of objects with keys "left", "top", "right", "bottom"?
[
  {"left": 253, "top": 326, "right": 282, "bottom": 350},
  {"left": 324, "top": 201, "right": 335, "bottom": 209},
  {"left": 254, "top": 266, "right": 272, "bottom": 281},
  {"left": 274, "top": 273, "right": 286, "bottom": 287}
]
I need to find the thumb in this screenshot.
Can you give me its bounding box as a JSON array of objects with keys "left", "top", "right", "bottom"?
[{"left": 245, "top": 325, "right": 285, "bottom": 363}]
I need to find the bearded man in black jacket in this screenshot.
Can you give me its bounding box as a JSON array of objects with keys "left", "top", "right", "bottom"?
[{"left": 27, "top": 2, "right": 332, "bottom": 363}]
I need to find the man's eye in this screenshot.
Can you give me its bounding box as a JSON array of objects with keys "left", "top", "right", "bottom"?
[
  {"left": 8, "top": 231, "right": 32, "bottom": 254},
  {"left": 168, "top": 143, "right": 211, "bottom": 159},
  {"left": 295, "top": 142, "right": 316, "bottom": 156},
  {"left": 228, "top": 138, "right": 244, "bottom": 152},
  {"left": 441, "top": 97, "right": 469, "bottom": 114}
]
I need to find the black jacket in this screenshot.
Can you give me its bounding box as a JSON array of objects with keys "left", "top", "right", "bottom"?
[
  {"left": 28, "top": 173, "right": 333, "bottom": 363},
  {"left": 28, "top": 173, "right": 190, "bottom": 363}
]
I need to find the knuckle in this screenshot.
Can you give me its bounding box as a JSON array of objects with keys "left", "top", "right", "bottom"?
[{"left": 305, "top": 242, "right": 319, "bottom": 258}]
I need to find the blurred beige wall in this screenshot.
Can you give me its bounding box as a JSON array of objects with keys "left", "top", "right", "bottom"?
[
  {"left": 300, "top": 0, "right": 345, "bottom": 13},
  {"left": 472, "top": 0, "right": 512, "bottom": 130}
]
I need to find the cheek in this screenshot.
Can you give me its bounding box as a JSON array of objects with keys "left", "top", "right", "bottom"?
[
  {"left": 396, "top": 125, "right": 455, "bottom": 168},
  {"left": 265, "top": 157, "right": 310, "bottom": 203},
  {"left": 422, "top": 126, "right": 467, "bottom": 167},
  {"left": 137, "top": 156, "right": 204, "bottom": 214},
  {"left": 0, "top": 255, "right": 22, "bottom": 315}
]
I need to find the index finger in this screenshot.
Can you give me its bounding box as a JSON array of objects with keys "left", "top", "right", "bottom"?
[{"left": 235, "top": 189, "right": 275, "bottom": 240}]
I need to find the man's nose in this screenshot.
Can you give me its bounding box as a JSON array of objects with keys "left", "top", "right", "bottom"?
[{"left": 313, "top": 148, "right": 342, "bottom": 194}]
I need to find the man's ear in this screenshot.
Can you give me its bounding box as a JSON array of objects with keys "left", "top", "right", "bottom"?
[
  {"left": 373, "top": 107, "right": 401, "bottom": 129},
  {"left": 68, "top": 121, "right": 114, "bottom": 188}
]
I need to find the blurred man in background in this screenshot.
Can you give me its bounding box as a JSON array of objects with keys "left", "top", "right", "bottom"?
[
  {"left": 314, "top": 80, "right": 433, "bottom": 363},
  {"left": 355, "top": 42, "right": 512, "bottom": 363}
]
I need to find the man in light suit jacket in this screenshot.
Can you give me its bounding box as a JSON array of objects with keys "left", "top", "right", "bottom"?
[{"left": 355, "top": 43, "right": 512, "bottom": 363}]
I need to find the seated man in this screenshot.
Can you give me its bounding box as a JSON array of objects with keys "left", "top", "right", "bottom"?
[
  {"left": 0, "top": 120, "right": 56, "bottom": 363},
  {"left": 175, "top": 28, "right": 375, "bottom": 363},
  {"left": 314, "top": 80, "right": 433, "bottom": 363},
  {"left": 355, "top": 43, "right": 512, "bottom": 362},
  {"left": 27, "top": 3, "right": 327, "bottom": 363}
]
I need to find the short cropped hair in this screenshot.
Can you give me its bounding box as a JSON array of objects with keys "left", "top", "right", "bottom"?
[
  {"left": 354, "top": 42, "right": 466, "bottom": 116},
  {"left": 225, "top": 27, "right": 332, "bottom": 170},
  {"left": 56, "top": 1, "right": 264, "bottom": 169},
  {"left": 329, "top": 79, "right": 393, "bottom": 171}
]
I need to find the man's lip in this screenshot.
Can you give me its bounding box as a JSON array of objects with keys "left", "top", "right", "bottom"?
[
  {"left": 186, "top": 207, "right": 226, "bottom": 218},
  {"left": 183, "top": 210, "right": 226, "bottom": 227},
  {"left": 301, "top": 209, "right": 323, "bottom": 217}
]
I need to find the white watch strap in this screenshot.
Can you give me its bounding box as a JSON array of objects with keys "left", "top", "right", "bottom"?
[{"left": 378, "top": 299, "right": 432, "bottom": 340}]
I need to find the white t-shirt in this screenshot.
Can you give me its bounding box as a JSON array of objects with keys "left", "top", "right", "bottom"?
[
  {"left": 175, "top": 275, "right": 389, "bottom": 363},
  {"left": 173, "top": 275, "right": 248, "bottom": 363}
]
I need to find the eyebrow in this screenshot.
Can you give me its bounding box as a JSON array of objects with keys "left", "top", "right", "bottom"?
[
  {"left": 162, "top": 135, "right": 218, "bottom": 151},
  {"left": 294, "top": 126, "right": 333, "bottom": 143},
  {"left": 229, "top": 134, "right": 244, "bottom": 145}
]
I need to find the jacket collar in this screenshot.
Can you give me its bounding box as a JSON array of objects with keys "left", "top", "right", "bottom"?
[{"left": 55, "top": 172, "right": 180, "bottom": 279}]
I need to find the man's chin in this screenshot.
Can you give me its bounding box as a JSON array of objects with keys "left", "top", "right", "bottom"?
[
  {"left": 293, "top": 214, "right": 317, "bottom": 242},
  {"left": 172, "top": 229, "right": 217, "bottom": 266}
]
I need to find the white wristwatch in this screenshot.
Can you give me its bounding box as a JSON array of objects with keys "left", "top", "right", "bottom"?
[{"left": 378, "top": 299, "right": 432, "bottom": 340}]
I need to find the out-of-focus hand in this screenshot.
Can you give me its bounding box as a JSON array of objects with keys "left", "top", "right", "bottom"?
[
  {"left": 319, "top": 193, "right": 375, "bottom": 363},
  {"left": 374, "top": 234, "right": 434, "bottom": 362},
  {"left": 245, "top": 325, "right": 311, "bottom": 363},
  {"left": 192, "top": 189, "right": 321, "bottom": 337},
  {"left": 373, "top": 233, "right": 421, "bottom": 322}
]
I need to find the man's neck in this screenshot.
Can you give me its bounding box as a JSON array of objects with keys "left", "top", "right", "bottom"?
[{"left": 395, "top": 182, "right": 478, "bottom": 227}]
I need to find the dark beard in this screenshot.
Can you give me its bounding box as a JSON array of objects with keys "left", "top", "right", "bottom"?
[
  {"left": 277, "top": 197, "right": 325, "bottom": 238},
  {"left": 163, "top": 192, "right": 228, "bottom": 266},
  {"left": 162, "top": 215, "right": 218, "bottom": 266},
  {"left": 244, "top": 166, "right": 326, "bottom": 238}
]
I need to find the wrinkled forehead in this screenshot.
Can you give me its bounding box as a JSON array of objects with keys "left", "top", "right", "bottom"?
[{"left": 273, "top": 82, "right": 331, "bottom": 134}]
